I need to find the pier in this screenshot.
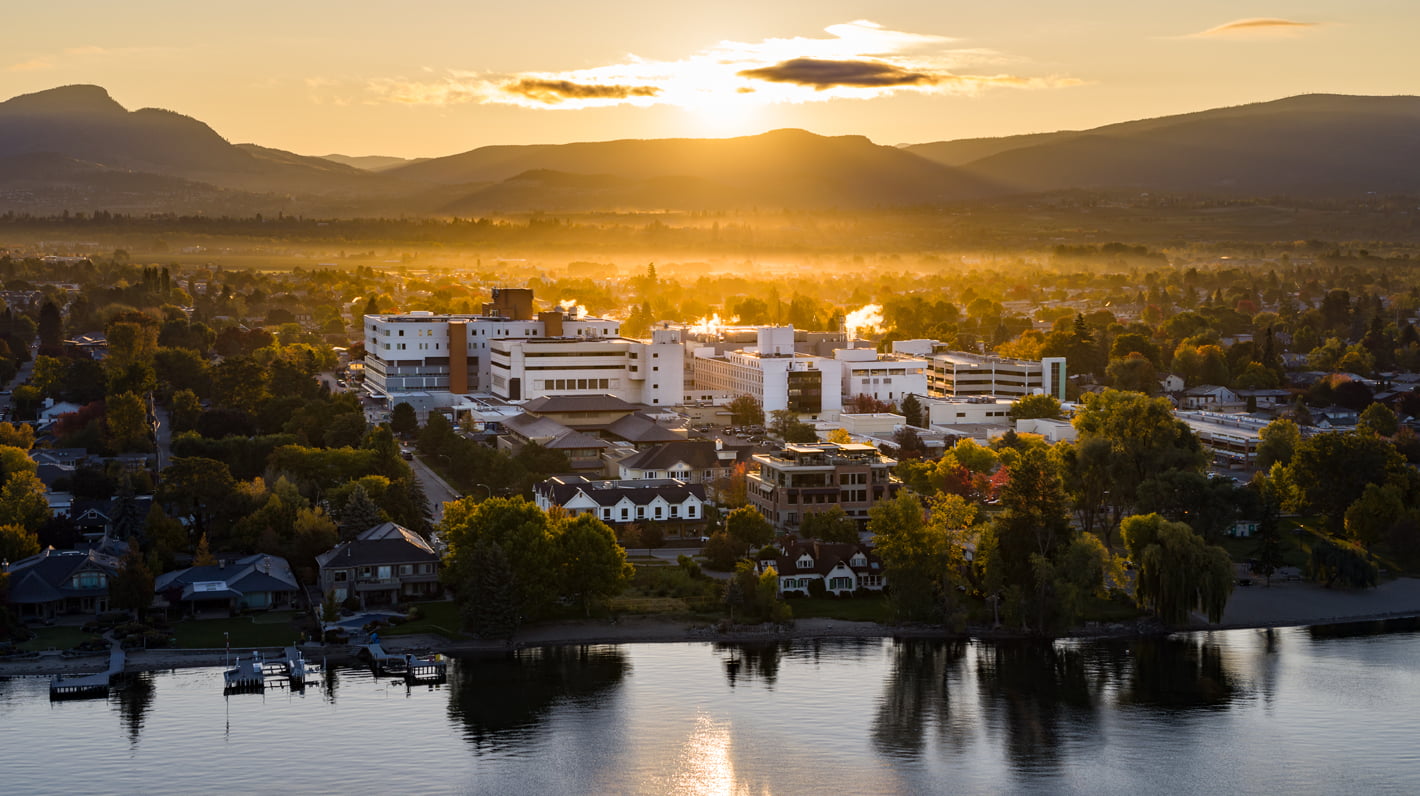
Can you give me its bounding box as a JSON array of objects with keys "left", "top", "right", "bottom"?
[
  {"left": 225, "top": 647, "right": 318, "bottom": 692},
  {"left": 50, "top": 645, "right": 126, "bottom": 700},
  {"left": 357, "top": 638, "right": 447, "bottom": 683}
]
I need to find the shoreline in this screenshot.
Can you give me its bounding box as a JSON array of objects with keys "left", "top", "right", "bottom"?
[{"left": 5, "top": 606, "right": 1420, "bottom": 678}]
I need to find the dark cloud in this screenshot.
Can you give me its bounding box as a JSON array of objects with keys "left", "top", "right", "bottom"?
[
  {"left": 737, "top": 58, "right": 939, "bottom": 90},
  {"left": 501, "top": 78, "right": 660, "bottom": 104}
]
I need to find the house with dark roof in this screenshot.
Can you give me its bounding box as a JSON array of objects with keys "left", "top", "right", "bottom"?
[
  {"left": 603, "top": 413, "right": 686, "bottom": 448},
  {"left": 315, "top": 522, "right": 441, "bottom": 608},
  {"left": 498, "top": 413, "right": 610, "bottom": 472},
  {"left": 520, "top": 394, "right": 643, "bottom": 429},
  {"left": 761, "top": 540, "right": 887, "bottom": 597},
  {"left": 4, "top": 547, "right": 121, "bottom": 619},
  {"left": 1182, "top": 385, "right": 1244, "bottom": 412},
  {"left": 533, "top": 475, "right": 709, "bottom": 537},
  {"left": 153, "top": 553, "right": 301, "bottom": 616},
  {"left": 617, "top": 439, "right": 747, "bottom": 491}
]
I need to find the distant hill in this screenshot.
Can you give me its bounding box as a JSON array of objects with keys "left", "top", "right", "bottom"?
[
  {"left": 2, "top": 85, "right": 1418, "bottom": 215},
  {"left": 320, "top": 153, "right": 428, "bottom": 172},
  {"left": 906, "top": 94, "right": 1420, "bottom": 195},
  {"left": 0, "top": 85, "right": 409, "bottom": 199},
  {"left": 393, "top": 128, "right": 996, "bottom": 208}
]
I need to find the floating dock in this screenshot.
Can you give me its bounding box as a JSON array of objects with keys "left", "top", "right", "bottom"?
[{"left": 50, "top": 645, "right": 125, "bottom": 700}]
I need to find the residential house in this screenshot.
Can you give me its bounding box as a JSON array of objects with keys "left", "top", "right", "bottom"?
[
  {"left": 762, "top": 540, "right": 887, "bottom": 597},
  {"left": 316, "top": 522, "right": 441, "bottom": 608},
  {"left": 498, "top": 412, "right": 610, "bottom": 472},
  {"left": 533, "top": 475, "right": 709, "bottom": 537},
  {"left": 4, "top": 547, "right": 120, "bottom": 619},
  {"left": 1181, "top": 385, "right": 1244, "bottom": 412},
  {"left": 153, "top": 554, "right": 301, "bottom": 616},
  {"left": 616, "top": 439, "right": 746, "bottom": 489}
]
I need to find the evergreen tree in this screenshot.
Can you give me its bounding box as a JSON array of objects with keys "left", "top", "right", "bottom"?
[
  {"left": 338, "top": 482, "right": 384, "bottom": 539},
  {"left": 111, "top": 542, "right": 155, "bottom": 620},
  {"left": 900, "top": 393, "right": 923, "bottom": 428},
  {"left": 461, "top": 539, "right": 520, "bottom": 639}
]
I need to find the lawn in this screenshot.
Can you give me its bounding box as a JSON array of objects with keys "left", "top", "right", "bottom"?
[
  {"left": 171, "top": 613, "right": 303, "bottom": 649},
  {"left": 784, "top": 595, "right": 890, "bottom": 623},
  {"left": 381, "top": 601, "right": 465, "bottom": 640},
  {"left": 17, "top": 626, "right": 99, "bottom": 652}
]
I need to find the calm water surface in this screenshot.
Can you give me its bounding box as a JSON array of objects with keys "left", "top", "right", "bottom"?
[{"left": 4, "top": 623, "right": 1420, "bottom": 795}]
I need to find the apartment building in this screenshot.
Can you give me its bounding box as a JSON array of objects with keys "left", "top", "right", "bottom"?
[{"left": 747, "top": 442, "right": 900, "bottom": 532}]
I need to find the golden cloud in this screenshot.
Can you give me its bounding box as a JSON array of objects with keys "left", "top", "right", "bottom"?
[
  {"left": 361, "top": 20, "right": 1079, "bottom": 110},
  {"left": 1187, "top": 18, "right": 1321, "bottom": 38}
]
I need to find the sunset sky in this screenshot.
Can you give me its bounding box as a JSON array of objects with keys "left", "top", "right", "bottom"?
[{"left": 4, "top": 1, "right": 1417, "bottom": 158}]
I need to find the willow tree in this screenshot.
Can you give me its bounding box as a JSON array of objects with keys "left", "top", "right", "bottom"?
[{"left": 1121, "top": 513, "right": 1233, "bottom": 625}]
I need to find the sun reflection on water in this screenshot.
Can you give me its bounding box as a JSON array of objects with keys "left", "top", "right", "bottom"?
[{"left": 660, "top": 712, "right": 763, "bottom": 796}]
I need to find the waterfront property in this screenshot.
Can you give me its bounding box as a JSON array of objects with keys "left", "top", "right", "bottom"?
[
  {"left": 316, "top": 523, "right": 441, "bottom": 608},
  {"left": 153, "top": 554, "right": 302, "bottom": 617},
  {"left": 4, "top": 547, "right": 120, "bottom": 620},
  {"left": 764, "top": 540, "right": 887, "bottom": 596}
]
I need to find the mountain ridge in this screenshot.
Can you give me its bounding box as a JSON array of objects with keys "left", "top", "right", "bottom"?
[{"left": 1, "top": 85, "right": 1418, "bottom": 214}]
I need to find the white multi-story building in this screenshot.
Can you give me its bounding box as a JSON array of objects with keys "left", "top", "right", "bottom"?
[
  {"left": 487, "top": 328, "right": 684, "bottom": 406},
  {"left": 835, "top": 347, "right": 928, "bottom": 406},
  {"left": 363, "top": 289, "right": 620, "bottom": 401},
  {"left": 688, "top": 326, "right": 843, "bottom": 421},
  {"left": 891, "top": 341, "right": 1066, "bottom": 401}
]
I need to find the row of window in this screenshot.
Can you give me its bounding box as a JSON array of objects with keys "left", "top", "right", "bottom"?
[{"left": 599, "top": 503, "right": 700, "bottom": 522}]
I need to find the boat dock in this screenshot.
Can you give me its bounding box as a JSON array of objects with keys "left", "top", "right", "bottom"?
[
  {"left": 224, "top": 647, "right": 317, "bottom": 692},
  {"left": 357, "top": 638, "right": 447, "bottom": 683},
  {"left": 50, "top": 645, "right": 126, "bottom": 700}
]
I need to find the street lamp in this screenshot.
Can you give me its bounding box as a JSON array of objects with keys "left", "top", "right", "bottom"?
[{"left": 475, "top": 483, "right": 492, "bottom": 501}]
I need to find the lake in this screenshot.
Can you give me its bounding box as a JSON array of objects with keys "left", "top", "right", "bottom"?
[{"left": 3, "top": 622, "right": 1420, "bottom": 795}]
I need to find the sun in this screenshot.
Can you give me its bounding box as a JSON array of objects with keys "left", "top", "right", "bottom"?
[{"left": 681, "top": 91, "right": 766, "bottom": 138}]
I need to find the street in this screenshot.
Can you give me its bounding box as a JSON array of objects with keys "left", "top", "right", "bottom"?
[{"left": 408, "top": 453, "right": 462, "bottom": 523}]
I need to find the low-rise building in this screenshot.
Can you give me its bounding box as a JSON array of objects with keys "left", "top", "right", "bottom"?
[
  {"left": 316, "top": 523, "right": 441, "bottom": 608},
  {"left": 747, "top": 442, "right": 900, "bottom": 532},
  {"left": 533, "top": 475, "right": 709, "bottom": 537},
  {"left": 4, "top": 547, "right": 120, "bottom": 619},
  {"left": 153, "top": 554, "right": 301, "bottom": 616},
  {"left": 762, "top": 540, "right": 887, "bottom": 597},
  {"left": 1182, "top": 385, "right": 1244, "bottom": 412}
]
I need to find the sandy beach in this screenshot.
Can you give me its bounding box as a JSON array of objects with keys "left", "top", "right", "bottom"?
[{"left": 5, "top": 577, "right": 1420, "bottom": 678}]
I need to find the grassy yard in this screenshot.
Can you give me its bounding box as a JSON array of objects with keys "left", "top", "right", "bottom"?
[
  {"left": 17, "top": 626, "right": 99, "bottom": 652},
  {"left": 171, "top": 613, "right": 303, "bottom": 649},
  {"left": 381, "top": 601, "right": 465, "bottom": 640},
  {"left": 785, "top": 595, "right": 890, "bottom": 623}
]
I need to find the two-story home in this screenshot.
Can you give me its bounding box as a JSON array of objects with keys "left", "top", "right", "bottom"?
[
  {"left": 4, "top": 547, "right": 121, "bottom": 619},
  {"left": 762, "top": 540, "right": 887, "bottom": 597},
  {"left": 315, "top": 522, "right": 441, "bottom": 608},
  {"left": 616, "top": 439, "right": 747, "bottom": 490}
]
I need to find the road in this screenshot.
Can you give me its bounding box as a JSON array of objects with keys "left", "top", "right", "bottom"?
[{"left": 408, "top": 453, "right": 462, "bottom": 523}]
